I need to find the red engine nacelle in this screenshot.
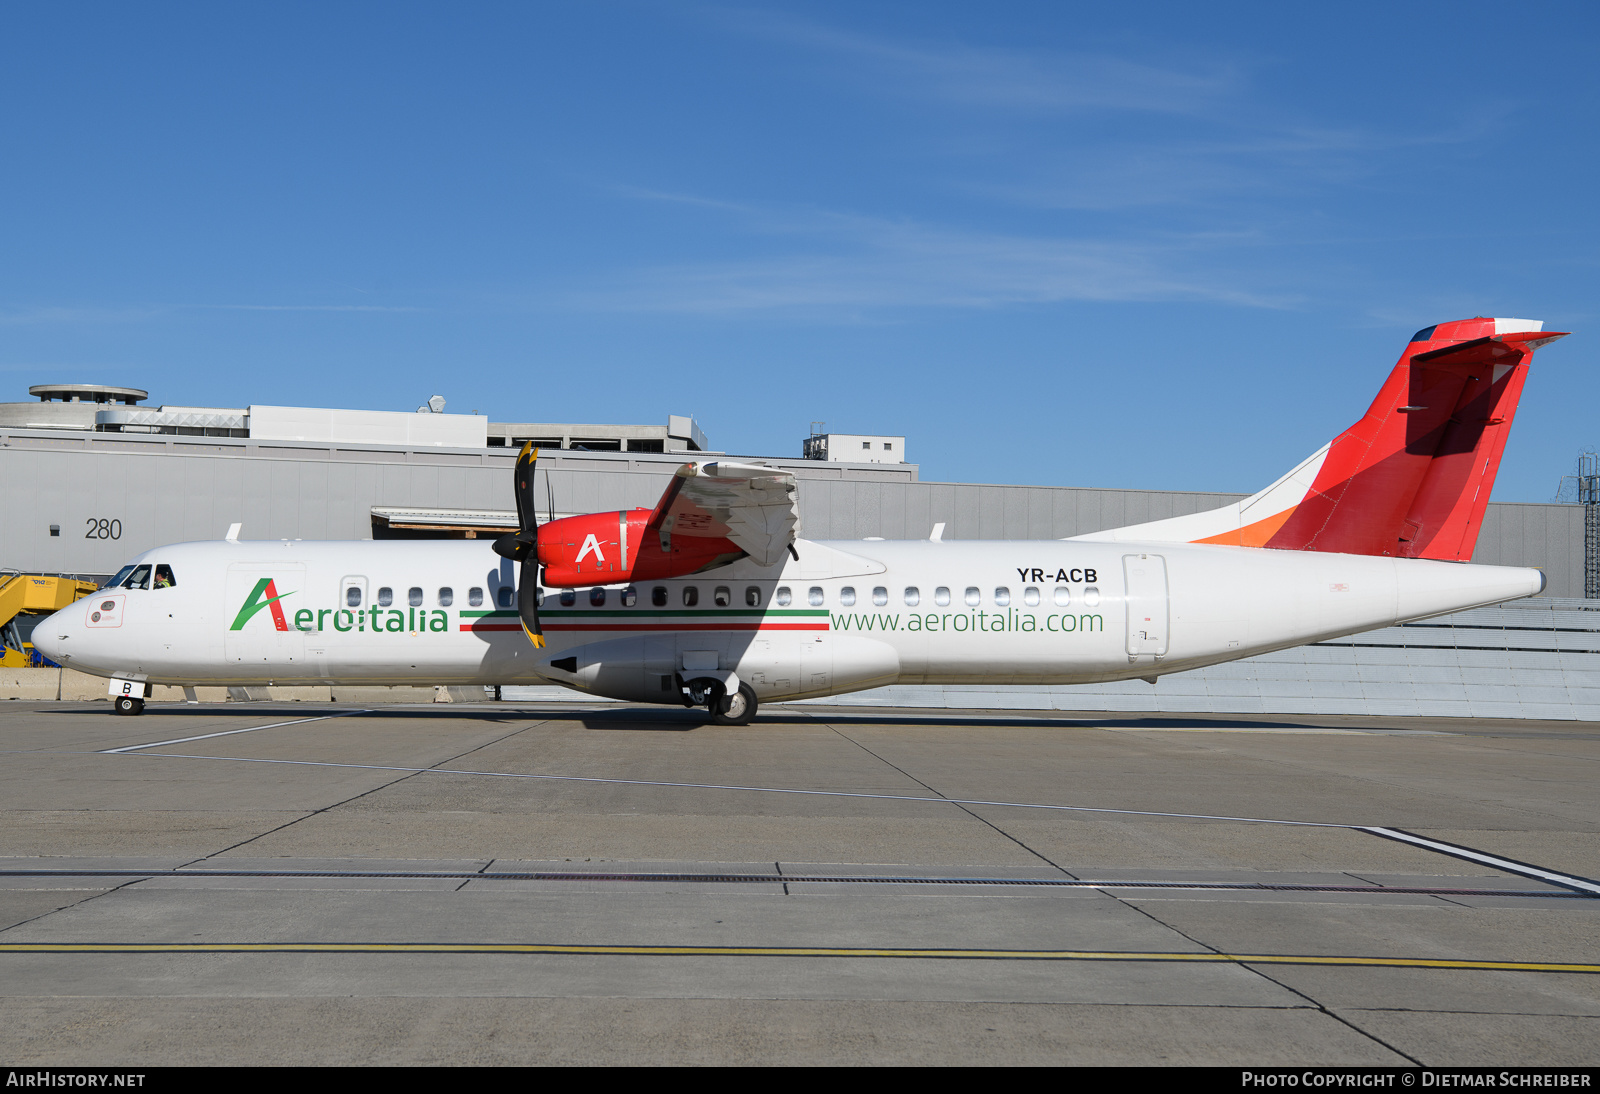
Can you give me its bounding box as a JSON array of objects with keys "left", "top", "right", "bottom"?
[{"left": 537, "top": 510, "right": 743, "bottom": 588}]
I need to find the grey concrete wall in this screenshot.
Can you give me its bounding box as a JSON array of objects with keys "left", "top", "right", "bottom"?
[
  {"left": 0, "top": 429, "right": 913, "bottom": 576},
  {"left": 792, "top": 597, "right": 1600, "bottom": 721}
]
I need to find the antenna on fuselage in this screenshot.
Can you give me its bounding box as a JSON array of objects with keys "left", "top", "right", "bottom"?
[{"left": 225, "top": 523, "right": 241, "bottom": 542}]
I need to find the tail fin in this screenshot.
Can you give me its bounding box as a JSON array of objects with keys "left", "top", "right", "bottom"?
[{"left": 1075, "top": 318, "right": 1568, "bottom": 560}]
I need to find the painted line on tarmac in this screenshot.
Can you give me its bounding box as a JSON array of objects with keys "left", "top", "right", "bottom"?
[
  {"left": 98, "top": 710, "right": 374, "bottom": 754},
  {"left": 1, "top": 942, "right": 1596, "bottom": 973},
  {"left": 1359, "top": 827, "right": 1600, "bottom": 896}
]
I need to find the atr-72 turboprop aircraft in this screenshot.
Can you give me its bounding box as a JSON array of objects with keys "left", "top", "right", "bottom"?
[{"left": 34, "top": 317, "right": 1567, "bottom": 722}]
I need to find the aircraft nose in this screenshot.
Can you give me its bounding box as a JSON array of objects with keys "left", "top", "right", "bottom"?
[{"left": 30, "top": 606, "right": 75, "bottom": 664}]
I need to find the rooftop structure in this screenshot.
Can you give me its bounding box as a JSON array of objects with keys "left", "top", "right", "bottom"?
[
  {"left": 802, "top": 428, "right": 905, "bottom": 464},
  {"left": 487, "top": 413, "right": 708, "bottom": 453},
  {"left": 28, "top": 383, "right": 148, "bottom": 405},
  {"left": 0, "top": 383, "right": 709, "bottom": 451}
]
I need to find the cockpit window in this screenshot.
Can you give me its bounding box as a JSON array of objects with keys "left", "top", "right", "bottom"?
[
  {"left": 153, "top": 564, "right": 176, "bottom": 589},
  {"left": 122, "top": 564, "right": 152, "bottom": 590},
  {"left": 103, "top": 565, "right": 136, "bottom": 590}
]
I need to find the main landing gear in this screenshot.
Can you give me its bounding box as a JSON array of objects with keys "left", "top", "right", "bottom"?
[
  {"left": 711, "top": 682, "right": 759, "bottom": 727},
  {"left": 681, "top": 676, "right": 759, "bottom": 726}
]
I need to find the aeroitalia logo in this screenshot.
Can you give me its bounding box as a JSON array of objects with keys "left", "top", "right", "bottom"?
[{"left": 230, "top": 578, "right": 294, "bottom": 632}]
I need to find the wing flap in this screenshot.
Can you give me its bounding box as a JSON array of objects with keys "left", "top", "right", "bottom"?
[{"left": 645, "top": 462, "right": 799, "bottom": 567}]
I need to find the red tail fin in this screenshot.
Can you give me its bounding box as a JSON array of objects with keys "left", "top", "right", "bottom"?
[{"left": 1266, "top": 318, "right": 1567, "bottom": 561}]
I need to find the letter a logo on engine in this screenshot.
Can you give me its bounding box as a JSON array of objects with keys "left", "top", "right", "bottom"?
[{"left": 576, "top": 533, "right": 606, "bottom": 566}]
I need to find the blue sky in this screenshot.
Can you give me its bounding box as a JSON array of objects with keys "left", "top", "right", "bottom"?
[{"left": 3, "top": 2, "right": 1597, "bottom": 501}]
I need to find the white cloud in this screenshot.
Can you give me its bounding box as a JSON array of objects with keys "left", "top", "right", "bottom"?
[
  {"left": 721, "top": 10, "right": 1237, "bottom": 116},
  {"left": 562, "top": 201, "right": 1287, "bottom": 316}
]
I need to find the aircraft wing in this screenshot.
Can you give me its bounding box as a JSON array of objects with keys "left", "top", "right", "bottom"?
[{"left": 645, "top": 462, "right": 799, "bottom": 567}]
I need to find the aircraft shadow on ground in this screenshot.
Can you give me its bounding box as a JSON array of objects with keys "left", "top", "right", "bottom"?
[{"left": 28, "top": 701, "right": 1318, "bottom": 733}]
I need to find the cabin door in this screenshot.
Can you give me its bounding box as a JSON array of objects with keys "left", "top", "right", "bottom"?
[{"left": 1122, "top": 554, "right": 1169, "bottom": 661}]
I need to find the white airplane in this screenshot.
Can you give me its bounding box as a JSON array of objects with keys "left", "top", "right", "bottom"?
[{"left": 34, "top": 317, "right": 1567, "bottom": 722}]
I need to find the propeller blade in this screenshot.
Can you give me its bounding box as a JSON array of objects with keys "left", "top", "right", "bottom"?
[
  {"left": 513, "top": 441, "right": 538, "bottom": 532},
  {"left": 518, "top": 560, "right": 544, "bottom": 649},
  {"left": 496, "top": 443, "right": 545, "bottom": 647},
  {"left": 493, "top": 444, "right": 540, "bottom": 562}
]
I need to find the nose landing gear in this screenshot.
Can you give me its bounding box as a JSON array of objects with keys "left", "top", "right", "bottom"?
[{"left": 109, "top": 678, "right": 150, "bottom": 715}]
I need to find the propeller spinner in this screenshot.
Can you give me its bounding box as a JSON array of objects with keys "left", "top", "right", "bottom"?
[{"left": 491, "top": 443, "right": 545, "bottom": 649}]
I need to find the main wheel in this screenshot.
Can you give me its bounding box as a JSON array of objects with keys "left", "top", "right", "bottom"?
[
  {"left": 112, "top": 696, "right": 145, "bottom": 716},
  {"left": 709, "top": 682, "right": 758, "bottom": 727}
]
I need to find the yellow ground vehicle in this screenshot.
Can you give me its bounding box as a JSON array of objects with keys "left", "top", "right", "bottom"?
[{"left": 0, "top": 573, "right": 99, "bottom": 668}]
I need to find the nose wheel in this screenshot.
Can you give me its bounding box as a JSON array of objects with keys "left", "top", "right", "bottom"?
[{"left": 112, "top": 696, "right": 145, "bottom": 716}]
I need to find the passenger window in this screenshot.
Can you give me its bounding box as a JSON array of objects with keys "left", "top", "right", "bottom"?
[
  {"left": 904, "top": 587, "right": 920, "bottom": 606},
  {"left": 408, "top": 587, "right": 423, "bottom": 607},
  {"left": 808, "top": 587, "right": 824, "bottom": 607},
  {"left": 776, "top": 587, "right": 792, "bottom": 607},
  {"left": 438, "top": 587, "right": 453, "bottom": 607},
  {"left": 468, "top": 587, "right": 483, "bottom": 607},
  {"left": 993, "top": 587, "right": 1009, "bottom": 607},
  {"left": 534, "top": 587, "right": 544, "bottom": 607},
  {"left": 123, "top": 565, "right": 152, "bottom": 590},
  {"left": 347, "top": 586, "right": 363, "bottom": 608},
  {"left": 683, "top": 586, "right": 699, "bottom": 607},
  {"left": 559, "top": 589, "right": 576, "bottom": 607},
  {"left": 935, "top": 587, "right": 951, "bottom": 606},
  {"left": 840, "top": 587, "right": 856, "bottom": 607},
  {"left": 590, "top": 587, "right": 606, "bottom": 607},
  {"left": 714, "top": 586, "right": 731, "bottom": 607},
  {"left": 378, "top": 587, "right": 393, "bottom": 607},
  {"left": 652, "top": 586, "right": 668, "bottom": 607},
  {"left": 622, "top": 586, "right": 638, "bottom": 607},
  {"left": 746, "top": 586, "right": 761, "bottom": 607},
  {"left": 964, "top": 587, "right": 981, "bottom": 607},
  {"left": 497, "top": 587, "right": 514, "bottom": 608},
  {"left": 1083, "top": 586, "right": 1101, "bottom": 607},
  {"left": 1024, "top": 586, "right": 1040, "bottom": 607},
  {"left": 153, "top": 564, "right": 176, "bottom": 589},
  {"left": 872, "top": 587, "right": 888, "bottom": 606},
  {"left": 1054, "top": 587, "right": 1071, "bottom": 607}
]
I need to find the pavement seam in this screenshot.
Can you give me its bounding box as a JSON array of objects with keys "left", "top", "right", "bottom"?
[
  {"left": 816, "top": 717, "right": 1075, "bottom": 877},
  {"left": 0, "top": 878, "right": 152, "bottom": 938},
  {"left": 805, "top": 716, "right": 1421, "bottom": 1056},
  {"left": 815, "top": 718, "right": 1427, "bottom": 1064},
  {"left": 1113, "top": 895, "right": 1425, "bottom": 1065},
  {"left": 1133, "top": 731, "right": 1586, "bottom": 834},
  {"left": 171, "top": 715, "right": 552, "bottom": 869}
]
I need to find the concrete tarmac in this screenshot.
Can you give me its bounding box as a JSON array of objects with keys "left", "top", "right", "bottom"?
[{"left": 0, "top": 700, "right": 1596, "bottom": 1065}]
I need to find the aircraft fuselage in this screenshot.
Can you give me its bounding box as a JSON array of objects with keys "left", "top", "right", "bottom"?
[{"left": 36, "top": 537, "right": 1543, "bottom": 704}]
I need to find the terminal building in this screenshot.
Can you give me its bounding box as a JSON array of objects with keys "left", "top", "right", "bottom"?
[{"left": 2, "top": 381, "right": 1595, "bottom": 719}]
